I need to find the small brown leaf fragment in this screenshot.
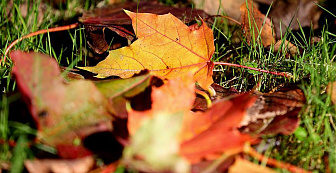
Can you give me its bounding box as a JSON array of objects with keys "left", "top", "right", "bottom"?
[
  {"left": 327, "top": 82, "right": 336, "bottom": 105},
  {"left": 228, "top": 157, "right": 277, "bottom": 173},
  {"left": 274, "top": 40, "right": 298, "bottom": 57},
  {"left": 240, "top": 0, "right": 275, "bottom": 47},
  {"left": 25, "top": 156, "right": 95, "bottom": 173}
]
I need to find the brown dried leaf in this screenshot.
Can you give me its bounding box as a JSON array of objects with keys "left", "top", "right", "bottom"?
[
  {"left": 240, "top": 0, "right": 275, "bottom": 47},
  {"left": 274, "top": 40, "right": 298, "bottom": 57},
  {"left": 193, "top": 0, "right": 245, "bottom": 21},
  {"left": 327, "top": 82, "right": 336, "bottom": 105},
  {"left": 268, "top": 0, "right": 322, "bottom": 39},
  {"left": 240, "top": 87, "right": 305, "bottom": 135}
]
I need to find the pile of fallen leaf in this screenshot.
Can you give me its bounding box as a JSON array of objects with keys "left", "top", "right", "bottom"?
[{"left": 5, "top": 0, "right": 330, "bottom": 172}]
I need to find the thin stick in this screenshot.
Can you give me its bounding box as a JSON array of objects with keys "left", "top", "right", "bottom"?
[
  {"left": 2, "top": 23, "right": 79, "bottom": 65},
  {"left": 244, "top": 144, "right": 311, "bottom": 173},
  {"left": 214, "top": 62, "right": 291, "bottom": 78}
]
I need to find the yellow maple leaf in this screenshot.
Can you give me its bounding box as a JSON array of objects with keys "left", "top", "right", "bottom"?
[{"left": 78, "top": 10, "right": 215, "bottom": 89}]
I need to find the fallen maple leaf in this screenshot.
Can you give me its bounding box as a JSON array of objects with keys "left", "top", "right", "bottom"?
[
  {"left": 80, "top": 1, "right": 209, "bottom": 54},
  {"left": 11, "top": 51, "right": 113, "bottom": 159},
  {"left": 180, "top": 93, "right": 258, "bottom": 163},
  {"left": 240, "top": 0, "right": 275, "bottom": 47},
  {"left": 78, "top": 10, "right": 215, "bottom": 90},
  {"left": 126, "top": 73, "right": 258, "bottom": 167}
]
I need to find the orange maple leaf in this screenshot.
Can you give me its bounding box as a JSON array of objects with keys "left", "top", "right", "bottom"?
[{"left": 78, "top": 10, "right": 215, "bottom": 90}]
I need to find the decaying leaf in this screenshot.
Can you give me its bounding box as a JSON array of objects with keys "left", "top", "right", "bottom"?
[
  {"left": 25, "top": 156, "right": 94, "bottom": 173},
  {"left": 191, "top": 83, "right": 305, "bottom": 136},
  {"left": 228, "top": 157, "right": 277, "bottom": 173},
  {"left": 79, "top": 10, "right": 215, "bottom": 90},
  {"left": 80, "top": 1, "right": 209, "bottom": 54},
  {"left": 240, "top": 0, "right": 275, "bottom": 47},
  {"left": 11, "top": 51, "right": 113, "bottom": 158},
  {"left": 240, "top": 87, "right": 305, "bottom": 135}
]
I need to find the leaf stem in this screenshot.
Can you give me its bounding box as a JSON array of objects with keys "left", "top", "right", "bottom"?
[
  {"left": 213, "top": 62, "right": 292, "bottom": 78},
  {"left": 2, "top": 23, "right": 79, "bottom": 66}
]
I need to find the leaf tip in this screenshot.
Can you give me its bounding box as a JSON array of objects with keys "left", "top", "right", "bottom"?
[{"left": 123, "top": 9, "right": 134, "bottom": 17}]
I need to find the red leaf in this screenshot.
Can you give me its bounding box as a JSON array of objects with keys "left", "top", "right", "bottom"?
[{"left": 180, "top": 93, "right": 258, "bottom": 163}]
